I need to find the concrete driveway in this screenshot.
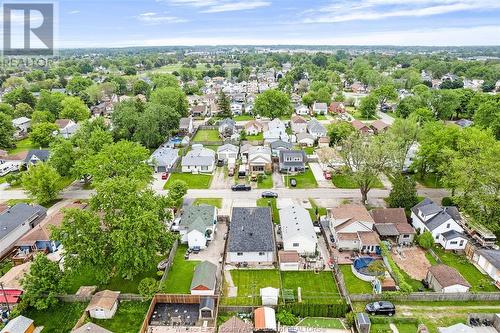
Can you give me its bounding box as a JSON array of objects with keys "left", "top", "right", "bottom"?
[
  {"left": 377, "top": 110, "right": 395, "bottom": 125},
  {"left": 187, "top": 222, "right": 227, "bottom": 266},
  {"left": 210, "top": 167, "right": 231, "bottom": 189},
  {"left": 309, "top": 162, "right": 334, "bottom": 188},
  {"left": 272, "top": 171, "right": 285, "bottom": 188}
]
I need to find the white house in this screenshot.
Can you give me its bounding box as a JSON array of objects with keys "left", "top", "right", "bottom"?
[
  {"left": 470, "top": 249, "right": 500, "bottom": 287},
  {"left": 179, "top": 205, "right": 217, "bottom": 250},
  {"left": 296, "top": 132, "right": 315, "bottom": 147},
  {"left": 227, "top": 207, "right": 275, "bottom": 264},
  {"left": 55, "top": 119, "right": 79, "bottom": 139},
  {"left": 12, "top": 117, "right": 31, "bottom": 139},
  {"left": 231, "top": 103, "right": 243, "bottom": 116},
  {"left": 217, "top": 144, "right": 239, "bottom": 163},
  {"left": 411, "top": 198, "right": 468, "bottom": 250},
  {"left": 312, "top": 102, "right": 328, "bottom": 115},
  {"left": 426, "top": 264, "right": 471, "bottom": 293},
  {"left": 279, "top": 205, "right": 317, "bottom": 256},
  {"left": 244, "top": 120, "right": 264, "bottom": 136},
  {"left": 290, "top": 115, "right": 307, "bottom": 134},
  {"left": 149, "top": 146, "right": 179, "bottom": 173},
  {"left": 264, "top": 118, "right": 289, "bottom": 144},
  {"left": 295, "top": 104, "right": 310, "bottom": 116},
  {"left": 86, "top": 290, "right": 120, "bottom": 319},
  {"left": 181, "top": 145, "right": 216, "bottom": 173},
  {"left": 307, "top": 119, "right": 327, "bottom": 139},
  {"left": 247, "top": 146, "right": 272, "bottom": 174}
]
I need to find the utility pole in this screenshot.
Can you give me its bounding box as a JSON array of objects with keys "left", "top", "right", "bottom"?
[{"left": 0, "top": 282, "right": 10, "bottom": 313}]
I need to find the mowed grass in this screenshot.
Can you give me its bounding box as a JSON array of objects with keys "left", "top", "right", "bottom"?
[
  {"left": 284, "top": 167, "right": 318, "bottom": 189},
  {"left": 193, "top": 198, "right": 222, "bottom": 208},
  {"left": 164, "top": 173, "right": 212, "bottom": 189},
  {"left": 246, "top": 132, "right": 263, "bottom": 141},
  {"left": 432, "top": 247, "right": 497, "bottom": 292},
  {"left": 281, "top": 271, "right": 342, "bottom": 304},
  {"left": 192, "top": 129, "right": 221, "bottom": 142},
  {"left": 412, "top": 173, "right": 443, "bottom": 188},
  {"left": 92, "top": 301, "right": 149, "bottom": 333},
  {"left": 298, "top": 317, "right": 344, "bottom": 329},
  {"left": 257, "top": 174, "right": 273, "bottom": 189},
  {"left": 233, "top": 115, "right": 255, "bottom": 121},
  {"left": 7, "top": 137, "right": 39, "bottom": 154},
  {"left": 339, "top": 265, "right": 373, "bottom": 294},
  {"left": 332, "top": 173, "right": 384, "bottom": 189},
  {"left": 371, "top": 323, "right": 418, "bottom": 333},
  {"left": 223, "top": 269, "right": 281, "bottom": 305},
  {"left": 23, "top": 302, "right": 87, "bottom": 333},
  {"left": 257, "top": 197, "right": 280, "bottom": 224},
  {"left": 162, "top": 245, "right": 200, "bottom": 294}
]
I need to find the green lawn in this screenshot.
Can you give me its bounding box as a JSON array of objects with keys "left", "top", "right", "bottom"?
[
  {"left": 302, "top": 146, "right": 315, "bottom": 155},
  {"left": 164, "top": 173, "right": 212, "bottom": 189},
  {"left": 91, "top": 301, "right": 149, "bottom": 333},
  {"left": 23, "top": 302, "right": 87, "bottom": 333},
  {"left": 339, "top": 265, "right": 373, "bottom": 294},
  {"left": 412, "top": 173, "right": 443, "bottom": 188},
  {"left": 350, "top": 111, "right": 378, "bottom": 120},
  {"left": 298, "top": 317, "right": 344, "bottom": 329},
  {"left": 222, "top": 269, "right": 281, "bottom": 305},
  {"left": 57, "top": 176, "right": 75, "bottom": 190},
  {"left": 0, "top": 175, "right": 6, "bottom": 184},
  {"left": 257, "top": 197, "right": 280, "bottom": 224},
  {"left": 257, "top": 174, "right": 273, "bottom": 189},
  {"left": 284, "top": 168, "right": 318, "bottom": 189},
  {"left": 309, "top": 198, "right": 327, "bottom": 217},
  {"left": 371, "top": 323, "right": 418, "bottom": 333},
  {"left": 314, "top": 115, "right": 328, "bottom": 120},
  {"left": 192, "top": 129, "right": 221, "bottom": 142},
  {"left": 0, "top": 259, "right": 13, "bottom": 277},
  {"left": 281, "top": 271, "right": 341, "bottom": 303},
  {"left": 193, "top": 198, "right": 222, "bottom": 208},
  {"left": 7, "top": 138, "right": 39, "bottom": 154},
  {"left": 432, "top": 247, "right": 497, "bottom": 292},
  {"left": 233, "top": 115, "right": 254, "bottom": 121},
  {"left": 246, "top": 132, "right": 263, "bottom": 141},
  {"left": 162, "top": 244, "right": 200, "bottom": 294},
  {"left": 332, "top": 173, "right": 384, "bottom": 189},
  {"left": 63, "top": 256, "right": 163, "bottom": 294}
]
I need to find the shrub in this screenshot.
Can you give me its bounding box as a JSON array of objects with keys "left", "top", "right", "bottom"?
[
  {"left": 417, "top": 231, "right": 434, "bottom": 250},
  {"left": 276, "top": 310, "right": 298, "bottom": 326},
  {"left": 138, "top": 277, "right": 159, "bottom": 299},
  {"left": 441, "top": 196, "right": 455, "bottom": 206},
  {"left": 345, "top": 311, "right": 355, "bottom": 328}
]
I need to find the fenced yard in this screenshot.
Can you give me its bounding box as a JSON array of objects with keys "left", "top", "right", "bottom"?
[
  {"left": 91, "top": 301, "right": 149, "bottom": 333},
  {"left": 192, "top": 129, "right": 222, "bottom": 143},
  {"left": 23, "top": 302, "right": 87, "bottom": 333},
  {"left": 162, "top": 244, "right": 200, "bottom": 294}
]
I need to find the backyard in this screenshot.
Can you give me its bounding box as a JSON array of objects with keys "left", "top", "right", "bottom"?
[
  {"left": 193, "top": 198, "right": 222, "bottom": 208},
  {"left": 23, "top": 302, "right": 87, "bottom": 333},
  {"left": 222, "top": 269, "right": 281, "bottom": 305},
  {"left": 257, "top": 197, "right": 280, "bottom": 224},
  {"left": 245, "top": 132, "right": 263, "bottom": 141},
  {"left": 91, "top": 301, "right": 149, "bottom": 333},
  {"left": 412, "top": 173, "right": 443, "bottom": 188},
  {"left": 339, "top": 265, "right": 373, "bottom": 294},
  {"left": 162, "top": 244, "right": 200, "bottom": 294},
  {"left": 164, "top": 173, "right": 213, "bottom": 189},
  {"left": 284, "top": 168, "right": 318, "bottom": 189},
  {"left": 281, "top": 271, "right": 342, "bottom": 304},
  {"left": 297, "top": 317, "right": 345, "bottom": 329},
  {"left": 7, "top": 138, "right": 39, "bottom": 155},
  {"left": 192, "top": 129, "right": 221, "bottom": 142}
]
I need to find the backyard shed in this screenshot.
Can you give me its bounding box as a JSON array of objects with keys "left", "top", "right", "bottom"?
[
  {"left": 260, "top": 287, "right": 279, "bottom": 306},
  {"left": 426, "top": 264, "right": 471, "bottom": 293},
  {"left": 355, "top": 313, "right": 371, "bottom": 333},
  {"left": 190, "top": 261, "right": 217, "bottom": 295},
  {"left": 86, "top": 290, "right": 120, "bottom": 319},
  {"left": 254, "top": 307, "right": 277, "bottom": 332}
]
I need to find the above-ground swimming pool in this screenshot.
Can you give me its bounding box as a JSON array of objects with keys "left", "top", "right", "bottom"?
[{"left": 352, "top": 257, "right": 385, "bottom": 282}]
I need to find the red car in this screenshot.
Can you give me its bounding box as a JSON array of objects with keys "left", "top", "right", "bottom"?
[
  {"left": 161, "top": 172, "right": 169, "bottom": 180},
  {"left": 323, "top": 171, "right": 332, "bottom": 180}
]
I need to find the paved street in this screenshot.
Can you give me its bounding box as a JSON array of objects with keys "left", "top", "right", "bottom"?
[{"left": 377, "top": 110, "right": 395, "bottom": 124}]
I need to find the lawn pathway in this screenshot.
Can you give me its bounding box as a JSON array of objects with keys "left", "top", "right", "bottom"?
[
  {"left": 379, "top": 173, "right": 393, "bottom": 190},
  {"left": 224, "top": 269, "right": 238, "bottom": 297},
  {"left": 389, "top": 323, "right": 399, "bottom": 333}
]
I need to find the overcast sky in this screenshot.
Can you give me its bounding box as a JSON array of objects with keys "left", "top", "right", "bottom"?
[{"left": 27, "top": 0, "right": 500, "bottom": 47}]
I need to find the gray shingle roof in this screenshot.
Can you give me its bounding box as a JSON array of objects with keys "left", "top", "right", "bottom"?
[
  {"left": 411, "top": 198, "right": 458, "bottom": 232},
  {"left": 150, "top": 147, "right": 179, "bottom": 168},
  {"left": 180, "top": 206, "right": 216, "bottom": 234},
  {"left": 476, "top": 249, "right": 500, "bottom": 270},
  {"left": 24, "top": 149, "right": 50, "bottom": 164},
  {"left": 228, "top": 207, "right": 274, "bottom": 253},
  {"left": 307, "top": 119, "right": 326, "bottom": 134},
  {"left": 181, "top": 147, "right": 215, "bottom": 167},
  {"left": 441, "top": 230, "right": 467, "bottom": 241},
  {"left": 190, "top": 261, "right": 217, "bottom": 291},
  {"left": 374, "top": 223, "right": 399, "bottom": 236},
  {"left": 279, "top": 150, "right": 306, "bottom": 168},
  {"left": 0, "top": 203, "right": 47, "bottom": 239}
]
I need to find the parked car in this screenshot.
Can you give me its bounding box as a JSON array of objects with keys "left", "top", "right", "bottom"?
[
  {"left": 232, "top": 184, "right": 251, "bottom": 191},
  {"left": 365, "top": 301, "right": 396, "bottom": 316},
  {"left": 329, "top": 234, "right": 335, "bottom": 243},
  {"left": 261, "top": 191, "right": 278, "bottom": 198},
  {"left": 161, "top": 172, "right": 169, "bottom": 180},
  {"left": 290, "top": 178, "right": 297, "bottom": 187}
]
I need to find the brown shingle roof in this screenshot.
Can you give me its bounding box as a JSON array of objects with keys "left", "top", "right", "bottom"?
[
  {"left": 219, "top": 316, "right": 253, "bottom": 333},
  {"left": 428, "top": 264, "right": 471, "bottom": 288},
  {"left": 278, "top": 250, "right": 300, "bottom": 263},
  {"left": 86, "top": 290, "right": 119, "bottom": 311},
  {"left": 358, "top": 231, "right": 380, "bottom": 245},
  {"left": 371, "top": 120, "right": 390, "bottom": 131},
  {"left": 55, "top": 119, "right": 72, "bottom": 128},
  {"left": 330, "top": 204, "right": 374, "bottom": 223},
  {"left": 371, "top": 208, "right": 407, "bottom": 224},
  {"left": 291, "top": 115, "right": 307, "bottom": 124}
]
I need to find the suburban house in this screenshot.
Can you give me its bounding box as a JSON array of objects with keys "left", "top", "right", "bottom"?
[
  {"left": 350, "top": 82, "right": 367, "bottom": 93},
  {"left": 351, "top": 120, "right": 372, "bottom": 133},
  {"left": 278, "top": 250, "right": 301, "bottom": 271},
  {"left": 264, "top": 119, "right": 289, "bottom": 144},
  {"left": 371, "top": 120, "right": 390, "bottom": 134},
  {"left": 329, "top": 102, "right": 346, "bottom": 114},
  {"left": 24, "top": 150, "right": 50, "bottom": 167},
  {"left": 179, "top": 117, "right": 194, "bottom": 135},
  {"left": 328, "top": 204, "right": 380, "bottom": 254},
  {"left": 179, "top": 205, "right": 217, "bottom": 250},
  {"left": 55, "top": 119, "right": 79, "bottom": 139},
  {"left": 218, "top": 118, "right": 237, "bottom": 138},
  {"left": 312, "top": 102, "right": 328, "bottom": 115},
  {"left": 278, "top": 150, "right": 307, "bottom": 173},
  {"left": 254, "top": 307, "right": 277, "bottom": 332},
  {"left": 230, "top": 103, "right": 243, "bottom": 116},
  {"left": 72, "top": 323, "right": 112, "bottom": 333},
  {"left": 318, "top": 136, "right": 330, "bottom": 148},
  {"left": 190, "top": 261, "right": 217, "bottom": 296},
  {"left": 426, "top": 264, "right": 471, "bottom": 293},
  {"left": 181, "top": 145, "right": 216, "bottom": 173},
  {"left": 270, "top": 140, "right": 292, "bottom": 158},
  {"left": 247, "top": 146, "right": 272, "bottom": 174},
  {"left": 0, "top": 203, "right": 47, "bottom": 258},
  {"left": 227, "top": 207, "right": 275, "bottom": 264},
  {"left": 219, "top": 317, "right": 253, "bottom": 333},
  {"left": 12, "top": 117, "right": 31, "bottom": 139},
  {"left": 217, "top": 144, "right": 239, "bottom": 163},
  {"left": 411, "top": 198, "right": 468, "bottom": 250},
  {"left": 295, "top": 104, "right": 309, "bottom": 116},
  {"left": 86, "top": 290, "right": 120, "bottom": 319},
  {"left": 245, "top": 120, "right": 264, "bottom": 136},
  {"left": 149, "top": 146, "right": 179, "bottom": 173},
  {"left": 469, "top": 248, "right": 500, "bottom": 288},
  {"left": 190, "top": 104, "right": 208, "bottom": 117},
  {"left": 307, "top": 119, "right": 327, "bottom": 139},
  {"left": 371, "top": 208, "right": 416, "bottom": 245},
  {"left": 91, "top": 101, "right": 113, "bottom": 117},
  {"left": 279, "top": 205, "right": 317, "bottom": 256},
  {"left": 296, "top": 132, "right": 315, "bottom": 147},
  {"left": 0, "top": 315, "right": 35, "bottom": 333},
  {"left": 291, "top": 115, "right": 308, "bottom": 134}
]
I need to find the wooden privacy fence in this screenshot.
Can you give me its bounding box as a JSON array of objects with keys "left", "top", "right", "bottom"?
[
  {"left": 350, "top": 292, "right": 500, "bottom": 302},
  {"left": 57, "top": 293, "right": 146, "bottom": 303},
  {"left": 159, "top": 239, "right": 179, "bottom": 287}
]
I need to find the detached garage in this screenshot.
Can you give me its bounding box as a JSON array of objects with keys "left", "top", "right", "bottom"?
[
  {"left": 190, "top": 261, "right": 217, "bottom": 295},
  {"left": 426, "top": 264, "right": 471, "bottom": 293}
]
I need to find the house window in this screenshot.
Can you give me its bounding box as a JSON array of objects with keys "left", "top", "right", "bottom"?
[
  {"left": 459, "top": 240, "right": 464, "bottom": 246},
  {"left": 402, "top": 234, "right": 410, "bottom": 239},
  {"left": 450, "top": 241, "right": 458, "bottom": 245},
  {"left": 446, "top": 223, "right": 450, "bottom": 228},
  {"left": 435, "top": 235, "right": 439, "bottom": 240},
  {"left": 201, "top": 166, "right": 208, "bottom": 171},
  {"left": 293, "top": 243, "right": 299, "bottom": 247},
  {"left": 237, "top": 252, "right": 243, "bottom": 256},
  {"left": 258, "top": 252, "right": 265, "bottom": 256}
]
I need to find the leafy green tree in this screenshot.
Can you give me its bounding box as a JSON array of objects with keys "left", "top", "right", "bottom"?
[
  {"left": 0, "top": 103, "right": 14, "bottom": 116},
  {"left": 418, "top": 231, "right": 434, "bottom": 249},
  {"left": 66, "top": 76, "right": 93, "bottom": 96},
  {"left": 0, "top": 113, "right": 15, "bottom": 149},
  {"left": 385, "top": 117, "right": 419, "bottom": 171},
  {"left": 217, "top": 91, "right": 231, "bottom": 118},
  {"left": 396, "top": 96, "right": 423, "bottom": 118},
  {"left": 30, "top": 122, "right": 59, "bottom": 147},
  {"left": 327, "top": 121, "right": 355, "bottom": 145},
  {"left": 60, "top": 96, "right": 90, "bottom": 122},
  {"left": 387, "top": 174, "right": 419, "bottom": 211},
  {"left": 21, "top": 253, "right": 63, "bottom": 310},
  {"left": 35, "top": 91, "right": 65, "bottom": 119},
  {"left": 474, "top": 99, "right": 500, "bottom": 139},
  {"left": 2, "top": 87, "right": 36, "bottom": 107},
  {"left": 133, "top": 80, "right": 151, "bottom": 96},
  {"left": 373, "top": 83, "right": 397, "bottom": 104},
  {"left": 358, "top": 94, "right": 378, "bottom": 119},
  {"left": 430, "top": 90, "right": 460, "bottom": 120},
  {"left": 14, "top": 103, "right": 34, "bottom": 118},
  {"left": 150, "top": 87, "right": 188, "bottom": 116},
  {"left": 254, "top": 89, "right": 292, "bottom": 119},
  {"left": 151, "top": 73, "right": 179, "bottom": 89},
  {"left": 49, "top": 139, "right": 76, "bottom": 176},
  {"left": 166, "top": 180, "right": 188, "bottom": 208},
  {"left": 22, "top": 163, "right": 62, "bottom": 204},
  {"left": 31, "top": 110, "right": 55, "bottom": 125},
  {"left": 138, "top": 277, "right": 159, "bottom": 299}
]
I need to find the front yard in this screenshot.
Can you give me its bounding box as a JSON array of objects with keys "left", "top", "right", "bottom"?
[
  {"left": 164, "top": 173, "right": 213, "bottom": 189},
  {"left": 411, "top": 173, "right": 443, "bottom": 188},
  {"left": 91, "top": 301, "right": 149, "bottom": 333},
  {"left": 192, "top": 129, "right": 221, "bottom": 142},
  {"left": 23, "top": 302, "right": 87, "bottom": 333},
  {"left": 162, "top": 244, "right": 200, "bottom": 294},
  {"left": 256, "top": 173, "right": 273, "bottom": 189},
  {"left": 339, "top": 265, "right": 373, "bottom": 294},
  {"left": 193, "top": 198, "right": 222, "bottom": 208},
  {"left": 284, "top": 168, "right": 318, "bottom": 189},
  {"left": 332, "top": 173, "right": 384, "bottom": 189},
  {"left": 233, "top": 115, "right": 255, "bottom": 121}
]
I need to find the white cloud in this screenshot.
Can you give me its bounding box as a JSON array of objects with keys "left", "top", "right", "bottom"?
[
  {"left": 302, "top": 0, "right": 500, "bottom": 23},
  {"left": 136, "top": 12, "right": 188, "bottom": 24},
  {"left": 69, "top": 10, "right": 80, "bottom": 15},
  {"left": 167, "top": 0, "right": 271, "bottom": 13}
]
